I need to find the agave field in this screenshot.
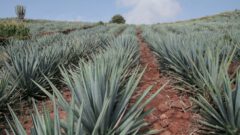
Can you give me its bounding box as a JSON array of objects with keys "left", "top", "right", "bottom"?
[
  {"left": 0, "top": 10, "right": 240, "bottom": 135},
  {"left": 141, "top": 10, "right": 240, "bottom": 134}
]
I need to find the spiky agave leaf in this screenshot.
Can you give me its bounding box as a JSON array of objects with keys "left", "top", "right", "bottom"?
[
  {"left": 6, "top": 98, "right": 84, "bottom": 135},
  {"left": 0, "top": 69, "right": 19, "bottom": 134},
  {"left": 0, "top": 70, "right": 19, "bottom": 112},
  {"left": 5, "top": 44, "right": 57, "bottom": 98},
  {"left": 192, "top": 71, "right": 240, "bottom": 134}
]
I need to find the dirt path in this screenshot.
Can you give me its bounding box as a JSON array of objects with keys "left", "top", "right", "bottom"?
[{"left": 135, "top": 28, "right": 199, "bottom": 135}]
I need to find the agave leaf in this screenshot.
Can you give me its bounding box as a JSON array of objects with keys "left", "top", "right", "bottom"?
[{"left": 7, "top": 105, "right": 27, "bottom": 135}]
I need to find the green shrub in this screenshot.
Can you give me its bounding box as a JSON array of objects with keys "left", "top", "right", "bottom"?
[
  {"left": 97, "top": 21, "right": 104, "bottom": 25},
  {"left": 110, "top": 14, "right": 126, "bottom": 24},
  {"left": 81, "top": 24, "right": 94, "bottom": 30},
  {"left": 0, "top": 21, "right": 30, "bottom": 46}
]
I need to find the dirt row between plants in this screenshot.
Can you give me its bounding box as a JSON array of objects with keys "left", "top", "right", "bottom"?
[{"left": 134, "top": 29, "right": 199, "bottom": 135}]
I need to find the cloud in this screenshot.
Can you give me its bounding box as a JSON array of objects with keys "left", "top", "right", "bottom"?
[{"left": 117, "top": 0, "right": 182, "bottom": 24}]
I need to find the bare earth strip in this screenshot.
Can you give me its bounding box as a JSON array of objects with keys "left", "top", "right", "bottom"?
[{"left": 134, "top": 28, "right": 199, "bottom": 135}]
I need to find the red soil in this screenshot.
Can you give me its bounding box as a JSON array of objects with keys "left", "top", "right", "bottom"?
[
  {"left": 228, "top": 60, "right": 240, "bottom": 77},
  {"left": 7, "top": 89, "right": 72, "bottom": 135},
  {"left": 134, "top": 29, "right": 199, "bottom": 135}
]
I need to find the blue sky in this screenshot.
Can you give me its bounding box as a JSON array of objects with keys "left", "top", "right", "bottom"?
[{"left": 0, "top": 0, "right": 240, "bottom": 24}]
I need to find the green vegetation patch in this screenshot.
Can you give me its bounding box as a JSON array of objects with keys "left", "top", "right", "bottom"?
[{"left": 0, "top": 21, "right": 30, "bottom": 45}]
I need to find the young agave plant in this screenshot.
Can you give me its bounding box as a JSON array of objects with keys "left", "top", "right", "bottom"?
[
  {"left": 5, "top": 45, "right": 49, "bottom": 98},
  {"left": 5, "top": 43, "right": 66, "bottom": 98},
  {"left": 192, "top": 71, "right": 240, "bottom": 135}
]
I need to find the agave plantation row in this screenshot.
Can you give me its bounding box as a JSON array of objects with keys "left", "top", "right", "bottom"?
[
  {"left": 30, "top": 22, "right": 128, "bottom": 36},
  {"left": 141, "top": 11, "right": 240, "bottom": 134}
]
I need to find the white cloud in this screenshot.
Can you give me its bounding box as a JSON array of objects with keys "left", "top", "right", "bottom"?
[{"left": 117, "top": 0, "right": 182, "bottom": 24}]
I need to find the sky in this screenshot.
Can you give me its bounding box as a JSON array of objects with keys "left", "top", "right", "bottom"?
[{"left": 0, "top": 0, "right": 240, "bottom": 24}]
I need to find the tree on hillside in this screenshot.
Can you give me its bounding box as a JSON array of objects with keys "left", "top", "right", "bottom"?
[{"left": 110, "top": 14, "right": 125, "bottom": 24}]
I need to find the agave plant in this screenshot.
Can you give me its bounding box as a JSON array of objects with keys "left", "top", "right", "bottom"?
[
  {"left": 121, "top": 26, "right": 136, "bottom": 35},
  {"left": 6, "top": 98, "right": 84, "bottom": 135},
  {"left": 107, "top": 25, "right": 127, "bottom": 37},
  {"left": 5, "top": 45, "right": 55, "bottom": 98},
  {"left": 192, "top": 71, "right": 240, "bottom": 135},
  {"left": 0, "top": 70, "right": 19, "bottom": 128},
  {"left": 0, "top": 70, "right": 19, "bottom": 112}
]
